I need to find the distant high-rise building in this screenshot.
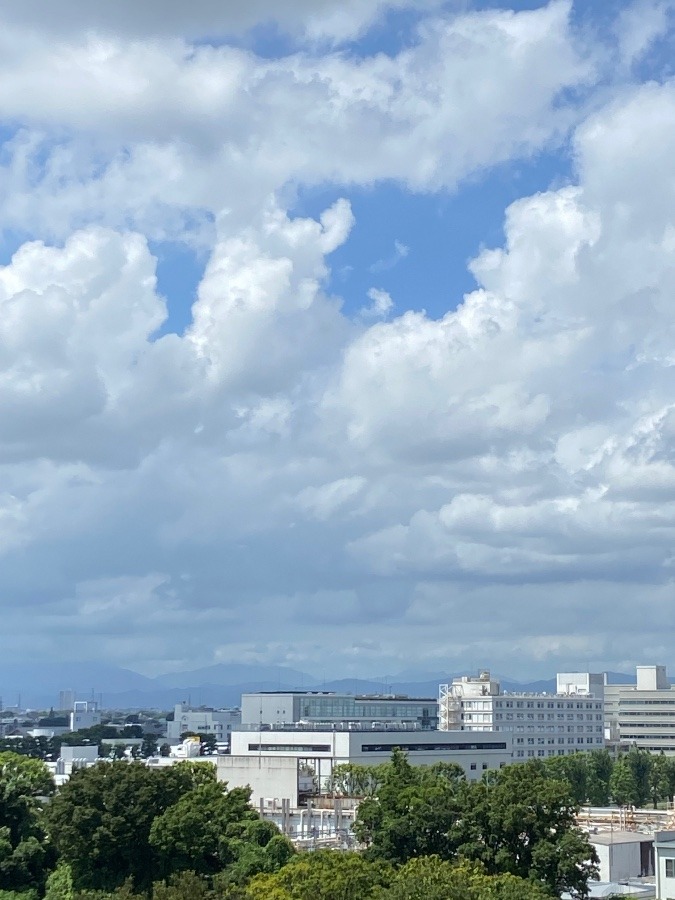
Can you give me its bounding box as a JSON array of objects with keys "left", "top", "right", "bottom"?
[
  {"left": 604, "top": 665, "right": 675, "bottom": 754},
  {"left": 59, "top": 689, "right": 75, "bottom": 711},
  {"left": 439, "top": 669, "right": 605, "bottom": 758}
]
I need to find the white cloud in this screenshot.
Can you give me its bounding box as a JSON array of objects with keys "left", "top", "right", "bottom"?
[
  {"left": 0, "top": 2, "right": 593, "bottom": 241},
  {"left": 0, "top": 0, "right": 444, "bottom": 43},
  {"left": 0, "top": 3, "right": 673, "bottom": 679},
  {"left": 362, "top": 288, "right": 394, "bottom": 319}
]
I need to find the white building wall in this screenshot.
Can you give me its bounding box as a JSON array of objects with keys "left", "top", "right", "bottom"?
[
  {"left": 240, "top": 694, "right": 299, "bottom": 726},
  {"left": 605, "top": 667, "right": 675, "bottom": 754},
  {"left": 655, "top": 833, "right": 675, "bottom": 900},
  {"left": 217, "top": 756, "right": 301, "bottom": 806},
  {"left": 592, "top": 841, "right": 643, "bottom": 883},
  {"left": 230, "top": 728, "right": 512, "bottom": 782},
  {"left": 70, "top": 702, "right": 101, "bottom": 731},
  {"left": 440, "top": 671, "right": 605, "bottom": 757},
  {"left": 167, "top": 703, "right": 241, "bottom": 743}
]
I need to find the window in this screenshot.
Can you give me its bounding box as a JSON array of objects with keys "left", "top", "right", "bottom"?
[
  {"left": 666, "top": 858, "right": 675, "bottom": 878},
  {"left": 470, "top": 763, "right": 477, "bottom": 770}
]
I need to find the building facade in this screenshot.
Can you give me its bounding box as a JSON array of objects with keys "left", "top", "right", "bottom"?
[
  {"left": 604, "top": 666, "right": 675, "bottom": 754},
  {"left": 166, "top": 702, "right": 241, "bottom": 744},
  {"left": 70, "top": 701, "right": 101, "bottom": 732},
  {"left": 240, "top": 692, "right": 438, "bottom": 730},
  {"left": 221, "top": 725, "right": 512, "bottom": 806},
  {"left": 439, "top": 670, "right": 605, "bottom": 758}
]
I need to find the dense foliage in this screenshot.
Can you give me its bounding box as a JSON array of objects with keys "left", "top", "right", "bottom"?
[
  {"left": 354, "top": 751, "right": 598, "bottom": 898},
  {"left": 8, "top": 745, "right": 671, "bottom": 900}
]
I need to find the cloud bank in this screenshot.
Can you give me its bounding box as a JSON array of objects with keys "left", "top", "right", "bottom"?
[{"left": 0, "top": 1, "right": 673, "bottom": 679}]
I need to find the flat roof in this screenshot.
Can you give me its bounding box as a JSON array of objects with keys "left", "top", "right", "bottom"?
[{"left": 591, "top": 832, "right": 654, "bottom": 846}]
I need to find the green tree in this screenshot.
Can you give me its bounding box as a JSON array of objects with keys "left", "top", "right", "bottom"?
[
  {"left": 245, "top": 851, "right": 392, "bottom": 900},
  {"left": 327, "top": 763, "right": 384, "bottom": 798},
  {"left": 649, "top": 752, "right": 671, "bottom": 808},
  {"left": 382, "top": 856, "right": 552, "bottom": 900},
  {"left": 44, "top": 761, "right": 202, "bottom": 892},
  {"left": 451, "top": 760, "right": 598, "bottom": 898},
  {"left": 625, "top": 748, "right": 651, "bottom": 807},
  {"left": 586, "top": 750, "right": 613, "bottom": 806},
  {"left": 610, "top": 757, "right": 639, "bottom": 806},
  {"left": 152, "top": 871, "right": 213, "bottom": 900},
  {"left": 354, "top": 750, "right": 464, "bottom": 863},
  {"left": 150, "top": 781, "right": 257, "bottom": 878},
  {"left": 44, "top": 864, "right": 74, "bottom": 900},
  {"left": 0, "top": 753, "right": 55, "bottom": 896},
  {"left": 140, "top": 736, "right": 158, "bottom": 758}
]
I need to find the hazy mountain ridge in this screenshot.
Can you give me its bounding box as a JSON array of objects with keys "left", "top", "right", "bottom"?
[{"left": 0, "top": 662, "right": 644, "bottom": 710}]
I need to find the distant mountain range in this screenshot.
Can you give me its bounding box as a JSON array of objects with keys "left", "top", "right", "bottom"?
[{"left": 0, "top": 660, "right": 646, "bottom": 711}]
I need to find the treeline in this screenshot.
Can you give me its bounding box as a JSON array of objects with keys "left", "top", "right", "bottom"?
[
  {"left": 0, "top": 729, "right": 165, "bottom": 762},
  {"left": 544, "top": 747, "right": 675, "bottom": 808},
  {"left": 330, "top": 746, "right": 675, "bottom": 809},
  {"left": 0, "top": 749, "right": 600, "bottom": 900}
]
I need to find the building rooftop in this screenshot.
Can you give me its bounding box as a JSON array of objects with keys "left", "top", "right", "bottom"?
[{"left": 591, "top": 832, "right": 654, "bottom": 846}]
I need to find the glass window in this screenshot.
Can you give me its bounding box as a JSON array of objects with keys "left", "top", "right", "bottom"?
[{"left": 666, "top": 859, "right": 675, "bottom": 878}]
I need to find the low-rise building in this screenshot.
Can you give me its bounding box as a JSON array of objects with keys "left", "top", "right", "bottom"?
[
  {"left": 590, "top": 832, "right": 655, "bottom": 883},
  {"left": 166, "top": 702, "right": 241, "bottom": 744},
  {"left": 70, "top": 701, "right": 101, "bottom": 731},
  {"left": 219, "top": 725, "right": 511, "bottom": 806},
  {"left": 240, "top": 691, "right": 438, "bottom": 730}
]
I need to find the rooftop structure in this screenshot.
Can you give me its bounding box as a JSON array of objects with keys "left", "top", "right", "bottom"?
[{"left": 240, "top": 691, "right": 438, "bottom": 730}]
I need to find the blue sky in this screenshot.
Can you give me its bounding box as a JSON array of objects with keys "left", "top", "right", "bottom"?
[{"left": 0, "top": 0, "right": 673, "bottom": 682}]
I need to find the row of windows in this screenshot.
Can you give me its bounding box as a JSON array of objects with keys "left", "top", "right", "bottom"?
[
  {"left": 494, "top": 713, "right": 599, "bottom": 721},
  {"left": 619, "top": 699, "right": 675, "bottom": 705},
  {"left": 495, "top": 725, "right": 602, "bottom": 733},
  {"left": 618, "top": 722, "right": 675, "bottom": 729},
  {"left": 494, "top": 700, "right": 600, "bottom": 710},
  {"left": 515, "top": 736, "right": 600, "bottom": 745},
  {"left": 248, "top": 744, "right": 331, "bottom": 752},
  {"left": 361, "top": 742, "right": 508, "bottom": 752},
  {"left": 515, "top": 749, "right": 580, "bottom": 757}
]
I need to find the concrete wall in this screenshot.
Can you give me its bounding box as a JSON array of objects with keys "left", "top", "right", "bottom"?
[
  {"left": 594, "top": 841, "right": 642, "bottom": 883},
  {"left": 217, "top": 755, "right": 300, "bottom": 806}
]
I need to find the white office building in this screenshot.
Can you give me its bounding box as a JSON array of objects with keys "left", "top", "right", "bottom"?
[
  {"left": 219, "top": 725, "right": 512, "bottom": 806},
  {"left": 166, "top": 702, "right": 241, "bottom": 744},
  {"left": 604, "top": 666, "right": 675, "bottom": 754},
  {"left": 439, "top": 670, "right": 605, "bottom": 758}
]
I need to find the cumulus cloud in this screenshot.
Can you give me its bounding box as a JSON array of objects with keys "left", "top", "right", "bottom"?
[
  {"left": 0, "top": 1, "right": 673, "bottom": 679},
  {"left": 0, "top": 1, "right": 593, "bottom": 241}
]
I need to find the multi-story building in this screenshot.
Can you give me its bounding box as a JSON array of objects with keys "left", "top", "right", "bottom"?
[
  {"left": 70, "top": 701, "right": 101, "bottom": 732},
  {"left": 166, "top": 702, "right": 241, "bottom": 745},
  {"left": 59, "top": 690, "right": 75, "bottom": 712},
  {"left": 604, "top": 665, "right": 675, "bottom": 754},
  {"left": 219, "top": 724, "right": 512, "bottom": 806},
  {"left": 439, "top": 670, "right": 605, "bottom": 758},
  {"left": 240, "top": 692, "right": 438, "bottom": 730}
]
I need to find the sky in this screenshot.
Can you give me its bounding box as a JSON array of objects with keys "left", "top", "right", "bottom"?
[{"left": 0, "top": 0, "right": 674, "bottom": 682}]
